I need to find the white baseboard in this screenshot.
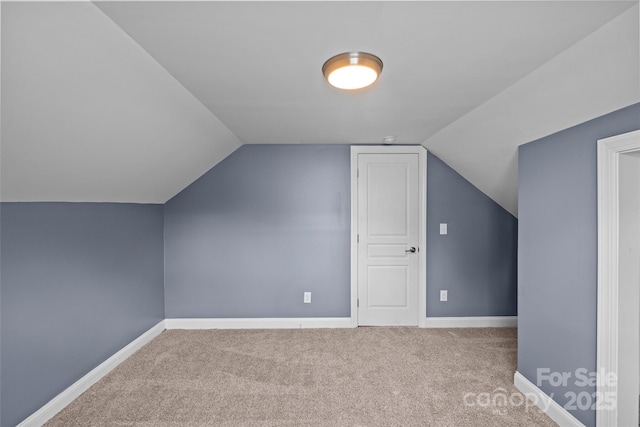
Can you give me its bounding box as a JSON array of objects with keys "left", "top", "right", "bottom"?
[
  {"left": 18, "top": 320, "right": 166, "bottom": 427},
  {"left": 165, "top": 317, "right": 353, "bottom": 330},
  {"left": 514, "top": 371, "right": 584, "bottom": 427},
  {"left": 424, "top": 316, "right": 517, "bottom": 328}
]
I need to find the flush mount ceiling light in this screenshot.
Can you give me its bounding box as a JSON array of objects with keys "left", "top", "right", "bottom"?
[{"left": 322, "top": 52, "right": 383, "bottom": 90}]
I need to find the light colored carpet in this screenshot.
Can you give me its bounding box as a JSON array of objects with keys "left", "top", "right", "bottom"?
[{"left": 46, "top": 327, "right": 557, "bottom": 426}]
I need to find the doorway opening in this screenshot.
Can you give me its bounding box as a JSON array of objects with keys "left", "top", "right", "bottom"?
[{"left": 597, "top": 129, "right": 640, "bottom": 426}]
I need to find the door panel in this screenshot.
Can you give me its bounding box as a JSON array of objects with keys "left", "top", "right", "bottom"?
[
  {"left": 357, "top": 153, "right": 419, "bottom": 326},
  {"left": 368, "top": 244, "right": 408, "bottom": 258},
  {"left": 367, "top": 164, "right": 409, "bottom": 236},
  {"left": 367, "top": 266, "right": 408, "bottom": 307}
]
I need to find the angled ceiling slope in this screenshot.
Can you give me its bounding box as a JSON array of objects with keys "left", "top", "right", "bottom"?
[
  {"left": 2, "top": 1, "right": 638, "bottom": 212},
  {"left": 425, "top": 3, "right": 640, "bottom": 215},
  {"left": 1, "top": 2, "right": 241, "bottom": 203}
]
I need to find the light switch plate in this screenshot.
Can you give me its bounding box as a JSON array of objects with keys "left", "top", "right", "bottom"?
[
  {"left": 440, "top": 290, "right": 448, "bottom": 302},
  {"left": 439, "top": 223, "right": 448, "bottom": 235},
  {"left": 304, "top": 292, "right": 311, "bottom": 303}
]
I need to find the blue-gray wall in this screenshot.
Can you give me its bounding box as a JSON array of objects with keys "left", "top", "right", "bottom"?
[
  {"left": 427, "top": 153, "right": 518, "bottom": 317},
  {"left": 165, "top": 144, "right": 517, "bottom": 319},
  {"left": 164, "top": 145, "right": 352, "bottom": 318},
  {"left": 0, "top": 203, "right": 164, "bottom": 427},
  {"left": 1, "top": 144, "right": 521, "bottom": 425},
  {"left": 518, "top": 102, "right": 640, "bottom": 427}
]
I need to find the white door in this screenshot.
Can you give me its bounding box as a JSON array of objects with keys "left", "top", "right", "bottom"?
[{"left": 357, "top": 153, "right": 420, "bottom": 326}]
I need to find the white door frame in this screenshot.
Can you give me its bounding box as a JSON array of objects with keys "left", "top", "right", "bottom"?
[
  {"left": 350, "top": 145, "right": 427, "bottom": 328},
  {"left": 596, "top": 129, "right": 640, "bottom": 426}
]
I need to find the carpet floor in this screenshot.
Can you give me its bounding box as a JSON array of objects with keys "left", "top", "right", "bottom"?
[{"left": 46, "top": 327, "right": 556, "bottom": 426}]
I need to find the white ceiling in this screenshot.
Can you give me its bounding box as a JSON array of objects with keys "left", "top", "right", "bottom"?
[{"left": 2, "top": 1, "right": 639, "bottom": 214}]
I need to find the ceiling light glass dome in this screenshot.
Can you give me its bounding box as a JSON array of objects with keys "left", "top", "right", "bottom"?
[{"left": 322, "top": 52, "right": 383, "bottom": 90}]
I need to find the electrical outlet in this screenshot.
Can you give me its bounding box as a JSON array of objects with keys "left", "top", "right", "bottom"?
[
  {"left": 440, "top": 290, "right": 448, "bottom": 302},
  {"left": 304, "top": 292, "right": 311, "bottom": 303}
]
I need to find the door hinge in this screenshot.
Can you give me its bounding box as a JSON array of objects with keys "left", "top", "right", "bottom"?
[
  {"left": 357, "top": 299, "right": 359, "bottom": 308},
  {"left": 357, "top": 234, "right": 359, "bottom": 243},
  {"left": 357, "top": 168, "right": 359, "bottom": 178}
]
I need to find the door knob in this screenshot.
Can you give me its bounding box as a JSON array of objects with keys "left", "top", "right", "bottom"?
[{"left": 405, "top": 247, "right": 417, "bottom": 253}]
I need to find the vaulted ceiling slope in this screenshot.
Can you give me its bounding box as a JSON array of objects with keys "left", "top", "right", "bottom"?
[
  {"left": 1, "top": 2, "right": 242, "bottom": 203},
  {"left": 2, "top": 2, "right": 639, "bottom": 214}
]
